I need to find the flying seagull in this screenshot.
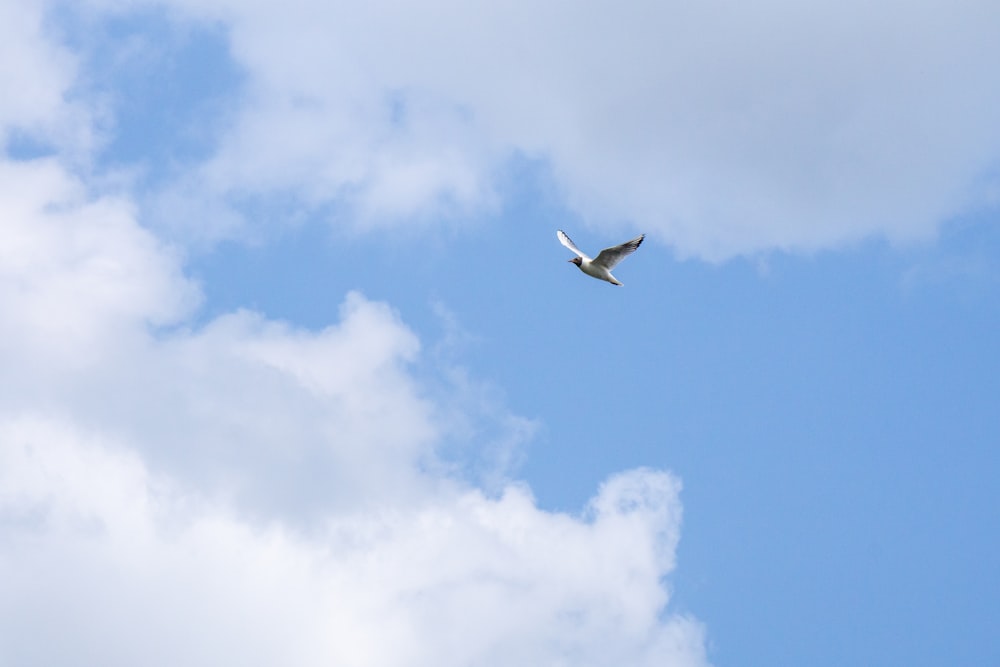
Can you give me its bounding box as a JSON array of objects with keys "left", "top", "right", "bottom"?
[{"left": 557, "top": 229, "right": 645, "bottom": 286}]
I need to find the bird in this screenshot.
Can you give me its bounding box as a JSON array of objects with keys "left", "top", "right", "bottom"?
[{"left": 557, "top": 229, "right": 645, "bottom": 286}]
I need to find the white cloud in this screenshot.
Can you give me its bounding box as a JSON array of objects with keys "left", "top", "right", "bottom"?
[
  {"left": 0, "top": 2, "right": 69, "bottom": 135},
  {"left": 0, "top": 151, "right": 707, "bottom": 664},
  {"left": 0, "top": 2, "right": 96, "bottom": 157},
  {"left": 78, "top": 0, "right": 1000, "bottom": 258},
  {"left": 0, "top": 158, "right": 196, "bottom": 370},
  {"left": 0, "top": 164, "right": 438, "bottom": 512},
  {"left": 0, "top": 416, "right": 706, "bottom": 666}
]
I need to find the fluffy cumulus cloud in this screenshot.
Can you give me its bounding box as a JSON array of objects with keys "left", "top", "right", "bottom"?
[
  {"left": 1, "top": 418, "right": 704, "bottom": 666},
  {"left": 79, "top": 0, "right": 1000, "bottom": 257},
  {"left": 0, "top": 10, "right": 707, "bottom": 663}
]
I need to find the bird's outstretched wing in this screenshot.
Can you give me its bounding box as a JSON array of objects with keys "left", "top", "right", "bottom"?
[
  {"left": 557, "top": 229, "right": 590, "bottom": 260},
  {"left": 593, "top": 234, "right": 645, "bottom": 270}
]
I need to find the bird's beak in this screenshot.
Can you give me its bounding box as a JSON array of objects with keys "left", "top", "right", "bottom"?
[{"left": 567, "top": 258, "right": 575, "bottom": 263}]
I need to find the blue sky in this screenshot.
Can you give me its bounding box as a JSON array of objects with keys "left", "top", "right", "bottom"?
[{"left": 2, "top": 2, "right": 999, "bottom": 665}]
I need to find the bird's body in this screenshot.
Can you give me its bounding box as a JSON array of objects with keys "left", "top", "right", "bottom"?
[
  {"left": 557, "top": 229, "right": 644, "bottom": 286},
  {"left": 575, "top": 256, "right": 624, "bottom": 285}
]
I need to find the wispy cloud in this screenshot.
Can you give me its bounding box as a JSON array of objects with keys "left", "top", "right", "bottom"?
[{"left": 0, "top": 2, "right": 96, "bottom": 157}]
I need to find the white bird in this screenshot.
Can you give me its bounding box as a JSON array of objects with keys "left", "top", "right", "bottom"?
[{"left": 557, "top": 229, "right": 645, "bottom": 286}]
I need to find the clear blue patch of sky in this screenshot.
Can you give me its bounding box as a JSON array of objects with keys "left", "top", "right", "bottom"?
[{"left": 4, "top": 130, "right": 58, "bottom": 161}]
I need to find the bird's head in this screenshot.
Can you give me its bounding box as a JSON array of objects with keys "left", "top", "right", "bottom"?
[{"left": 568, "top": 257, "right": 583, "bottom": 267}]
